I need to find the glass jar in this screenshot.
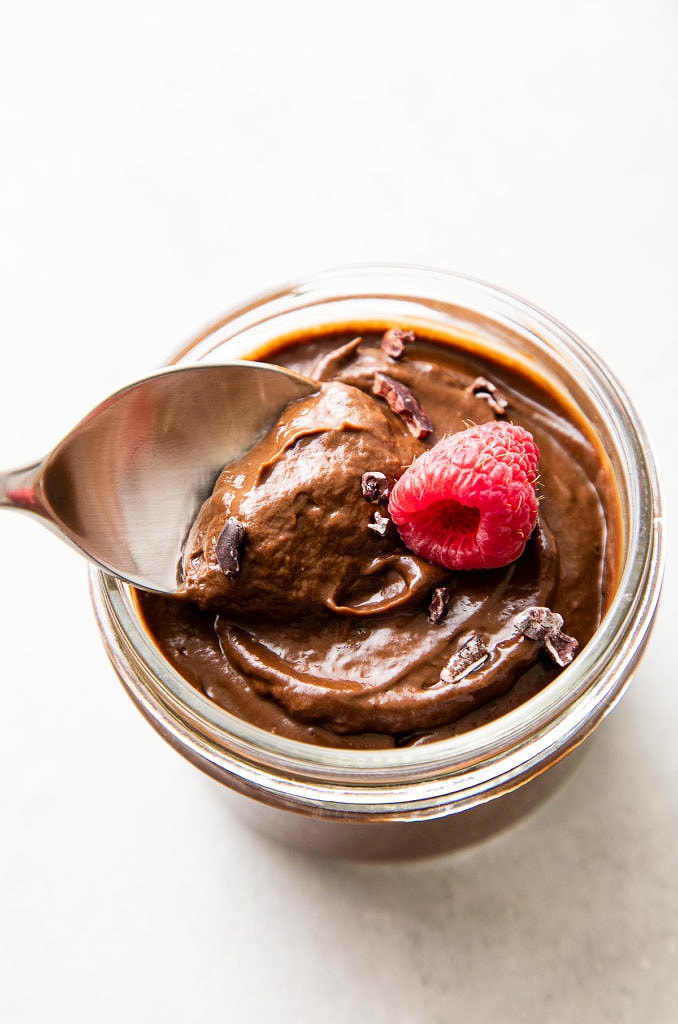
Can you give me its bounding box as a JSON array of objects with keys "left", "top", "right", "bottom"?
[{"left": 90, "top": 266, "right": 664, "bottom": 859}]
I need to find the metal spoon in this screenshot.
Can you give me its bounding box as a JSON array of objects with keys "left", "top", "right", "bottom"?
[{"left": 0, "top": 361, "right": 317, "bottom": 592}]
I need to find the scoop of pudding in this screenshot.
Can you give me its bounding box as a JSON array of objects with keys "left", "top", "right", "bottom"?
[{"left": 178, "top": 379, "right": 446, "bottom": 621}]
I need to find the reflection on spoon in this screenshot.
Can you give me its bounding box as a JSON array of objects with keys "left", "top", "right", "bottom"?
[{"left": 0, "top": 362, "right": 317, "bottom": 592}]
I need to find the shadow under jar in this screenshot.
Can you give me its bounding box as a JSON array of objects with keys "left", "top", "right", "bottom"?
[{"left": 90, "top": 266, "right": 664, "bottom": 860}]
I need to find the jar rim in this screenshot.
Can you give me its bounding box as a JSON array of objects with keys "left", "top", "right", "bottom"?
[{"left": 90, "top": 265, "right": 665, "bottom": 817}]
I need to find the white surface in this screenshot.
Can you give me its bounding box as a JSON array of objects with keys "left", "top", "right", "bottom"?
[{"left": 1, "top": 2, "right": 676, "bottom": 1021}]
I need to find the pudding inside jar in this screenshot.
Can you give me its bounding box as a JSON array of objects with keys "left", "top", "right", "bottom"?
[{"left": 135, "top": 322, "right": 623, "bottom": 750}]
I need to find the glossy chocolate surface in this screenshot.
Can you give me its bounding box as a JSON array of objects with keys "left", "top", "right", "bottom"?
[{"left": 137, "top": 327, "right": 621, "bottom": 748}]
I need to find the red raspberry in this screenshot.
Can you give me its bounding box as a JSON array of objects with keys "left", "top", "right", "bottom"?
[{"left": 388, "top": 421, "right": 540, "bottom": 571}]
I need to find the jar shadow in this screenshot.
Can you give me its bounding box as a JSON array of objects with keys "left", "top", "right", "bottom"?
[{"left": 199, "top": 725, "right": 601, "bottom": 863}]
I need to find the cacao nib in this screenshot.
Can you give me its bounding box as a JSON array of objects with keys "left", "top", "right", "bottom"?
[
  {"left": 215, "top": 517, "right": 246, "bottom": 577},
  {"left": 361, "top": 471, "right": 392, "bottom": 504},
  {"left": 381, "top": 327, "right": 415, "bottom": 360},
  {"left": 425, "top": 634, "right": 489, "bottom": 687},
  {"left": 372, "top": 372, "right": 433, "bottom": 438},
  {"left": 470, "top": 376, "right": 508, "bottom": 417},
  {"left": 515, "top": 605, "right": 579, "bottom": 667},
  {"left": 515, "top": 606, "right": 564, "bottom": 641},
  {"left": 544, "top": 631, "right": 579, "bottom": 667},
  {"left": 428, "top": 586, "right": 450, "bottom": 624},
  {"left": 367, "top": 509, "right": 391, "bottom": 537}
]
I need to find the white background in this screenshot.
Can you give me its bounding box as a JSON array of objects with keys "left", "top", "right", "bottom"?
[{"left": 1, "top": 2, "right": 676, "bottom": 1021}]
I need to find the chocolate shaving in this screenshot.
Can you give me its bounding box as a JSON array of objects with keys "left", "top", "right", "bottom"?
[
  {"left": 428, "top": 587, "right": 450, "bottom": 624},
  {"left": 426, "top": 634, "right": 488, "bottom": 687},
  {"left": 367, "top": 509, "right": 391, "bottom": 537},
  {"left": 361, "top": 471, "right": 392, "bottom": 504},
  {"left": 215, "top": 517, "right": 246, "bottom": 577},
  {"left": 381, "top": 327, "right": 415, "bottom": 360},
  {"left": 372, "top": 372, "right": 433, "bottom": 438},
  {"left": 470, "top": 376, "right": 508, "bottom": 417},
  {"left": 515, "top": 605, "right": 579, "bottom": 667}
]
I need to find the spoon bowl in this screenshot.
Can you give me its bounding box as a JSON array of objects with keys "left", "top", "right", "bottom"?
[{"left": 0, "top": 362, "right": 317, "bottom": 592}]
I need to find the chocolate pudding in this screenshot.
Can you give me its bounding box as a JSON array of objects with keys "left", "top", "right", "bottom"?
[{"left": 136, "top": 325, "right": 622, "bottom": 750}]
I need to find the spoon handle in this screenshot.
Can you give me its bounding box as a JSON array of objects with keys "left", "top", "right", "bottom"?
[{"left": 0, "top": 462, "right": 44, "bottom": 513}]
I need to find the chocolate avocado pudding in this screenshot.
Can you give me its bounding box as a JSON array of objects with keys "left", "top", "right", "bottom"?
[{"left": 136, "top": 326, "right": 621, "bottom": 750}]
